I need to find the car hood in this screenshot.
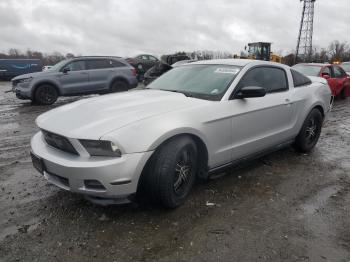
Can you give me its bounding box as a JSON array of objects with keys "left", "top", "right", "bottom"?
[
  {"left": 12, "top": 71, "right": 57, "bottom": 80},
  {"left": 36, "top": 90, "right": 206, "bottom": 139}
]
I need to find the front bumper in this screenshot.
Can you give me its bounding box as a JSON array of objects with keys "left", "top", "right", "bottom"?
[
  {"left": 12, "top": 82, "right": 32, "bottom": 99},
  {"left": 31, "top": 132, "right": 153, "bottom": 200}
]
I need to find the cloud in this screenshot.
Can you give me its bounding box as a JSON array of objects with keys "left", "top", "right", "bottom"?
[{"left": 0, "top": 0, "right": 349, "bottom": 57}]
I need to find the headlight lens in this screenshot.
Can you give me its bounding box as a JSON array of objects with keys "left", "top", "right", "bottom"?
[
  {"left": 18, "top": 77, "right": 32, "bottom": 84},
  {"left": 80, "top": 140, "right": 121, "bottom": 157}
]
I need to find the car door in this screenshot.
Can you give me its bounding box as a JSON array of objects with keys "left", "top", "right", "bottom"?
[
  {"left": 229, "top": 66, "right": 295, "bottom": 160},
  {"left": 331, "top": 66, "right": 348, "bottom": 96},
  {"left": 141, "top": 55, "right": 153, "bottom": 71},
  {"left": 321, "top": 66, "right": 338, "bottom": 96},
  {"left": 148, "top": 55, "right": 159, "bottom": 68},
  {"left": 58, "top": 60, "right": 89, "bottom": 94},
  {"left": 85, "top": 59, "right": 113, "bottom": 92}
]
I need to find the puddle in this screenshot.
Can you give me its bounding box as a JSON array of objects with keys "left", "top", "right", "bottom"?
[{"left": 301, "top": 185, "right": 341, "bottom": 215}]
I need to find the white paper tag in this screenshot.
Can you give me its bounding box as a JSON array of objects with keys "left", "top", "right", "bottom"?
[{"left": 214, "top": 68, "right": 239, "bottom": 74}]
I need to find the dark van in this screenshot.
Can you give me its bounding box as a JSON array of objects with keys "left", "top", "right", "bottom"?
[{"left": 0, "top": 59, "right": 42, "bottom": 80}]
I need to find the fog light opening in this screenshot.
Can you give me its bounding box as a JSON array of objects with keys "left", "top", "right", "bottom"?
[{"left": 84, "top": 180, "right": 106, "bottom": 190}]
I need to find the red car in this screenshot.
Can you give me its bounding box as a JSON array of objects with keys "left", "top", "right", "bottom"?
[{"left": 293, "top": 63, "right": 350, "bottom": 98}]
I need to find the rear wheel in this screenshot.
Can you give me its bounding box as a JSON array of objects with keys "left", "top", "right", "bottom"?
[
  {"left": 294, "top": 109, "right": 323, "bottom": 153},
  {"left": 143, "top": 136, "right": 198, "bottom": 208},
  {"left": 34, "top": 84, "right": 58, "bottom": 105},
  {"left": 110, "top": 80, "right": 129, "bottom": 93}
]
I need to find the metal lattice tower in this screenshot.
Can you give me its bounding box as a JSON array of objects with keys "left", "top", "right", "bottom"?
[{"left": 295, "top": 0, "right": 316, "bottom": 62}]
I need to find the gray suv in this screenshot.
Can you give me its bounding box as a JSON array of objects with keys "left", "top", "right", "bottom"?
[{"left": 12, "top": 56, "right": 138, "bottom": 105}]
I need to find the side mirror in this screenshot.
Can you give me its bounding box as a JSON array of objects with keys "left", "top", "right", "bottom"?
[
  {"left": 62, "top": 67, "right": 70, "bottom": 74},
  {"left": 235, "top": 86, "right": 266, "bottom": 99},
  {"left": 321, "top": 72, "right": 330, "bottom": 79}
]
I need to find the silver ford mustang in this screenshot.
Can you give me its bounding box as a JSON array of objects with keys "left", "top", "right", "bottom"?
[{"left": 30, "top": 59, "right": 332, "bottom": 208}]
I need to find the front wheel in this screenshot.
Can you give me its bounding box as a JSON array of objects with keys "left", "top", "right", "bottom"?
[
  {"left": 34, "top": 84, "right": 58, "bottom": 105},
  {"left": 294, "top": 109, "right": 323, "bottom": 153},
  {"left": 144, "top": 136, "right": 198, "bottom": 208}
]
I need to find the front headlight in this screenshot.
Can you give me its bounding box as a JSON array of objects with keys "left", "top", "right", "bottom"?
[
  {"left": 18, "top": 77, "right": 32, "bottom": 84},
  {"left": 80, "top": 140, "right": 121, "bottom": 157}
]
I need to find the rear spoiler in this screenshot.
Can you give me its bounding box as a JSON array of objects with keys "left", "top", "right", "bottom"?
[{"left": 308, "top": 76, "right": 328, "bottom": 85}]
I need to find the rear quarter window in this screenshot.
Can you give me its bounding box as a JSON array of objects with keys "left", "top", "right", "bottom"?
[
  {"left": 291, "top": 69, "right": 312, "bottom": 87},
  {"left": 111, "top": 60, "right": 127, "bottom": 67},
  {"left": 87, "top": 59, "right": 114, "bottom": 70}
]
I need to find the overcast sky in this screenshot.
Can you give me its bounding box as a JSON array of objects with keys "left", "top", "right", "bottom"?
[{"left": 0, "top": 0, "right": 349, "bottom": 57}]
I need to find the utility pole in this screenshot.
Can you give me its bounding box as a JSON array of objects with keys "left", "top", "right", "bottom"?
[{"left": 295, "top": 0, "right": 316, "bottom": 63}]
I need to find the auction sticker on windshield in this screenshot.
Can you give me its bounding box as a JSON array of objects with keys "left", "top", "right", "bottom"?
[{"left": 214, "top": 68, "right": 239, "bottom": 74}]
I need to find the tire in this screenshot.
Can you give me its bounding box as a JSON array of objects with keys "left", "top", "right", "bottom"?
[
  {"left": 34, "top": 84, "right": 58, "bottom": 105},
  {"left": 144, "top": 136, "right": 198, "bottom": 208},
  {"left": 294, "top": 109, "right": 323, "bottom": 153},
  {"left": 110, "top": 80, "right": 129, "bottom": 93}
]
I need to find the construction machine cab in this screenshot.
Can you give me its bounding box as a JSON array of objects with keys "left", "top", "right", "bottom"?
[{"left": 248, "top": 42, "right": 271, "bottom": 61}]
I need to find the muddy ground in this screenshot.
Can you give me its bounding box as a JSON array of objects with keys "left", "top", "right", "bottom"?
[{"left": 0, "top": 81, "right": 349, "bottom": 262}]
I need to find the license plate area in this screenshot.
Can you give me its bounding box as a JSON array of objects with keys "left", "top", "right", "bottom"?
[{"left": 30, "top": 152, "right": 45, "bottom": 174}]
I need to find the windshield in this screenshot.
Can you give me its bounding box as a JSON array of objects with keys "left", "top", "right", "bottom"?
[
  {"left": 341, "top": 63, "right": 350, "bottom": 72},
  {"left": 47, "top": 59, "right": 70, "bottom": 72},
  {"left": 292, "top": 65, "right": 321, "bottom": 77},
  {"left": 148, "top": 64, "right": 241, "bottom": 101}
]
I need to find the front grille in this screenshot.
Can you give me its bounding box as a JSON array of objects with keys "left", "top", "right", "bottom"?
[{"left": 42, "top": 130, "right": 79, "bottom": 155}]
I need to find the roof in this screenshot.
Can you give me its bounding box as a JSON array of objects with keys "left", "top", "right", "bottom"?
[
  {"left": 74, "top": 56, "right": 121, "bottom": 59},
  {"left": 190, "top": 59, "right": 287, "bottom": 68},
  {"left": 248, "top": 42, "right": 271, "bottom": 45},
  {"left": 295, "top": 63, "right": 331, "bottom": 67}
]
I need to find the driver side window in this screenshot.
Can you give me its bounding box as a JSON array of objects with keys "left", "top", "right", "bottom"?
[
  {"left": 237, "top": 67, "right": 288, "bottom": 93},
  {"left": 64, "top": 61, "right": 86, "bottom": 71}
]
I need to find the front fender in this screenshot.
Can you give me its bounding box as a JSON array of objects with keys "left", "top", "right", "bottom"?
[
  {"left": 31, "top": 79, "right": 61, "bottom": 97},
  {"left": 101, "top": 115, "right": 209, "bottom": 155}
]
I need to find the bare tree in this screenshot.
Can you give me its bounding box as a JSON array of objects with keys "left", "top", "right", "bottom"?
[
  {"left": 328, "top": 40, "right": 349, "bottom": 63},
  {"left": 8, "top": 48, "right": 21, "bottom": 58}
]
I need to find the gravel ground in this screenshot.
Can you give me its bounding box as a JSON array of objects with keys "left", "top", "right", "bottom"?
[{"left": 0, "top": 81, "right": 349, "bottom": 262}]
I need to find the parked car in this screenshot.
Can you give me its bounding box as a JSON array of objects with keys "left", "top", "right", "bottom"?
[
  {"left": 126, "top": 54, "right": 159, "bottom": 79},
  {"left": 293, "top": 63, "right": 350, "bottom": 98},
  {"left": 340, "top": 62, "right": 350, "bottom": 97},
  {"left": 0, "top": 59, "right": 42, "bottom": 80},
  {"left": 30, "top": 59, "right": 332, "bottom": 208},
  {"left": 143, "top": 54, "right": 192, "bottom": 85},
  {"left": 12, "top": 56, "right": 138, "bottom": 105}
]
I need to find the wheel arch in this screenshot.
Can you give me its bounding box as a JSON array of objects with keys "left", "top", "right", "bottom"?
[
  {"left": 109, "top": 76, "right": 130, "bottom": 90},
  {"left": 313, "top": 104, "right": 325, "bottom": 118},
  {"left": 32, "top": 81, "right": 61, "bottom": 98},
  {"left": 136, "top": 132, "right": 209, "bottom": 197}
]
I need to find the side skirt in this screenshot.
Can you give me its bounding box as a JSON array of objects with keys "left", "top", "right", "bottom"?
[{"left": 207, "top": 139, "right": 295, "bottom": 179}]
